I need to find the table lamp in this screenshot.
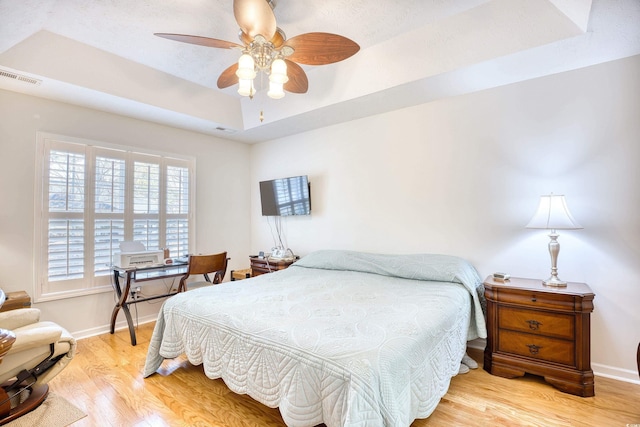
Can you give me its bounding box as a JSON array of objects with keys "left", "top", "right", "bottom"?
[{"left": 526, "top": 194, "right": 582, "bottom": 287}]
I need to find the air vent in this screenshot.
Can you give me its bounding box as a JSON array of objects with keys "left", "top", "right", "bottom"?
[
  {"left": 0, "top": 69, "right": 42, "bottom": 86},
  {"left": 215, "top": 126, "right": 236, "bottom": 134}
]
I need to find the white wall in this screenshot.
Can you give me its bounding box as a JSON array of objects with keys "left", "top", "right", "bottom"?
[
  {"left": 0, "top": 90, "right": 251, "bottom": 338},
  {"left": 250, "top": 55, "right": 640, "bottom": 382},
  {"left": 0, "top": 54, "right": 637, "bottom": 382}
]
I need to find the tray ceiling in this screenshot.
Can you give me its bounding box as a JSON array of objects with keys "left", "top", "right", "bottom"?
[{"left": 0, "top": 0, "right": 638, "bottom": 143}]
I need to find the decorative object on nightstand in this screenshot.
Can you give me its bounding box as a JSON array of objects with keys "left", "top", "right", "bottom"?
[
  {"left": 526, "top": 193, "right": 582, "bottom": 287},
  {"left": 483, "top": 275, "right": 594, "bottom": 397}
]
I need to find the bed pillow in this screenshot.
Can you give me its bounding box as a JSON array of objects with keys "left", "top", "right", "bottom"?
[
  {"left": 293, "top": 249, "right": 487, "bottom": 339},
  {"left": 294, "top": 249, "right": 476, "bottom": 284}
]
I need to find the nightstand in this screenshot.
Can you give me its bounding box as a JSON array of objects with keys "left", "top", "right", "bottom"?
[
  {"left": 483, "top": 276, "right": 595, "bottom": 397},
  {"left": 249, "top": 256, "right": 298, "bottom": 276}
]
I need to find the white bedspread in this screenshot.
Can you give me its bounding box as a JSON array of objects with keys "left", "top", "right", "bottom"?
[{"left": 144, "top": 250, "right": 486, "bottom": 426}]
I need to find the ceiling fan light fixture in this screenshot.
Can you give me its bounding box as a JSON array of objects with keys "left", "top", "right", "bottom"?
[
  {"left": 156, "top": 0, "right": 359, "bottom": 101},
  {"left": 238, "top": 78, "right": 255, "bottom": 97},
  {"left": 236, "top": 53, "right": 256, "bottom": 80},
  {"left": 267, "top": 81, "right": 285, "bottom": 99},
  {"left": 269, "top": 58, "right": 288, "bottom": 84}
]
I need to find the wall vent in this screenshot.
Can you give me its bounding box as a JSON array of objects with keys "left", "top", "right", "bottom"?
[
  {"left": 215, "top": 126, "right": 236, "bottom": 133},
  {"left": 0, "top": 69, "right": 42, "bottom": 86}
]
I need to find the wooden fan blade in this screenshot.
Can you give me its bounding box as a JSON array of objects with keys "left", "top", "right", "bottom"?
[
  {"left": 234, "top": 0, "right": 276, "bottom": 40},
  {"left": 271, "top": 28, "right": 286, "bottom": 48},
  {"left": 239, "top": 31, "right": 253, "bottom": 46},
  {"left": 286, "top": 32, "right": 360, "bottom": 65},
  {"left": 284, "top": 60, "right": 308, "bottom": 94},
  {"left": 155, "top": 33, "right": 242, "bottom": 50},
  {"left": 217, "top": 63, "right": 239, "bottom": 89}
]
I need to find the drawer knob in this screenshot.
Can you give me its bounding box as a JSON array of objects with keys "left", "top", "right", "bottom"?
[
  {"left": 531, "top": 296, "right": 537, "bottom": 302},
  {"left": 527, "top": 344, "right": 542, "bottom": 355},
  {"left": 526, "top": 319, "right": 542, "bottom": 330}
]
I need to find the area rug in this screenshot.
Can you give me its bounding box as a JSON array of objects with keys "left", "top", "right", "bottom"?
[{"left": 5, "top": 393, "right": 86, "bottom": 427}]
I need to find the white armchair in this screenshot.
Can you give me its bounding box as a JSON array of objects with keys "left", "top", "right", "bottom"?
[{"left": 0, "top": 307, "right": 76, "bottom": 424}]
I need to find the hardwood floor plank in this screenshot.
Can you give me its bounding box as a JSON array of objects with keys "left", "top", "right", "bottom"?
[{"left": 48, "top": 323, "right": 640, "bottom": 426}]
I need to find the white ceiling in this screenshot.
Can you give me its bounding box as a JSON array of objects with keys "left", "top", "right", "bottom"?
[{"left": 1, "top": 0, "right": 639, "bottom": 143}]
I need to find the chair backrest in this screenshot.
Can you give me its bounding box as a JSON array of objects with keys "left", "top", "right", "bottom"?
[{"left": 178, "top": 252, "right": 229, "bottom": 292}]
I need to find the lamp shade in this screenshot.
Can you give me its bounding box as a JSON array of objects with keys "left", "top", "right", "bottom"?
[{"left": 526, "top": 194, "right": 582, "bottom": 230}]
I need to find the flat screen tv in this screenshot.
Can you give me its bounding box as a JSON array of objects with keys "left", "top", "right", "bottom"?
[{"left": 259, "top": 175, "right": 311, "bottom": 216}]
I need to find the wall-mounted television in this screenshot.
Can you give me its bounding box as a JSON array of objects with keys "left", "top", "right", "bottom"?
[{"left": 259, "top": 175, "right": 311, "bottom": 216}]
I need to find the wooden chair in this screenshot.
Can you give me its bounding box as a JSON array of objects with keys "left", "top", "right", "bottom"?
[{"left": 178, "top": 252, "right": 229, "bottom": 292}]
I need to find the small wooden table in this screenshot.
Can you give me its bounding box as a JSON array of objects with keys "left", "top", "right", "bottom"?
[
  {"left": 249, "top": 256, "right": 298, "bottom": 276},
  {"left": 230, "top": 269, "right": 252, "bottom": 281},
  {"left": 0, "top": 291, "right": 31, "bottom": 312}
]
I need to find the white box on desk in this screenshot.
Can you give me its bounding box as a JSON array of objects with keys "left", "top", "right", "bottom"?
[{"left": 114, "top": 250, "right": 164, "bottom": 268}]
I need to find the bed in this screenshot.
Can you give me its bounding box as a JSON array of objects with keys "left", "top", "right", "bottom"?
[{"left": 144, "top": 250, "right": 487, "bottom": 426}]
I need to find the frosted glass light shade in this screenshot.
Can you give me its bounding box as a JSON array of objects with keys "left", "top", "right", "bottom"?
[
  {"left": 237, "top": 78, "right": 254, "bottom": 97},
  {"left": 267, "top": 81, "right": 285, "bottom": 99},
  {"left": 269, "top": 59, "right": 289, "bottom": 84},
  {"left": 236, "top": 54, "right": 256, "bottom": 80},
  {"left": 526, "top": 194, "right": 582, "bottom": 231}
]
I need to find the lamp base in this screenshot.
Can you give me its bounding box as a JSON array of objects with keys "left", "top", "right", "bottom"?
[{"left": 543, "top": 276, "right": 568, "bottom": 287}]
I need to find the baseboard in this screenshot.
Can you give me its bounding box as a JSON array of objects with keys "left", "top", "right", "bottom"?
[
  {"left": 70, "top": 314, "right": 159, "bottom": 340},
  {"left": 467, "top": 338, "right": 640, "bottom": 385},
  {"left": 592, "top": 362, "right": 640, "bottom": 385}
]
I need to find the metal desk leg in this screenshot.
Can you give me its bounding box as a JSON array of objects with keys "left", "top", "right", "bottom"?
[
  {"left": 120, "top": 302, "right": 137, "bottom": 346},
  {"left": 110, "top": 270, "right": 121, "bottom": 334},
  {"left": 110, "top": 269, "right": 138, "bottom": 346}
]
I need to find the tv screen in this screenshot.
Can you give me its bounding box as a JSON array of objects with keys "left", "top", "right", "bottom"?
[{"left": 259, "top": 175, "right": 311, "bottom": 216}]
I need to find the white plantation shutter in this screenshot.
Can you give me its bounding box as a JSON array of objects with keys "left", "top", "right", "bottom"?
[
  {"left": 47, "top": 149, "right": 86, "bottom": 282},
  {"left": 133, "top": 160, "right": 161, "bottom": 251},
  {"left": 166, "top": 165, "right": 189, "bottom": 258},
  {"left": 35, "top": 133, "right": 194, "bottom": 301},
  {"left": 94, "top": 154, "right": 126, "bottom": 276}
]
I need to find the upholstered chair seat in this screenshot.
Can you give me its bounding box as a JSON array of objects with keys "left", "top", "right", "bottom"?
[{"left": 0, "top": 308, "right": 76, "bottom": 424}]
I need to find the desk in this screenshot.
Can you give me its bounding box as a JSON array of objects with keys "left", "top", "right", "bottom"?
[{"left": 111, "top": 261, "right": 187, "bottom": 346}]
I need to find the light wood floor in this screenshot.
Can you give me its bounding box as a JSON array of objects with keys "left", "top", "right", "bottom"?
[{"left": 49, "top": 322, "right": 640, "bottom": 426}]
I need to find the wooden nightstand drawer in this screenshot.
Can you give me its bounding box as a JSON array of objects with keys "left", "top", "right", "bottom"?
[
  {"left": 498, "top": 306, "right": 574, "bottom": 340},
  {"left": 497, "top": 288, "right": 575, "bottom": 311},
  {"left": 498, "top": 329, "right": 575, "bottom": 366}
]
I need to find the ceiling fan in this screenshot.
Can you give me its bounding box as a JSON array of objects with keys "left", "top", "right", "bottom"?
[{"left": 155, "top": 0, "right": 360, "bottom": 99}]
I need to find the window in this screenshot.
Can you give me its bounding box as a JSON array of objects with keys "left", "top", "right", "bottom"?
[{"left": 35, "top": 133, "right": 195, "bottom": 301}]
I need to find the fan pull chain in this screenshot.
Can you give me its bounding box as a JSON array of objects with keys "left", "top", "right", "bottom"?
[{"left": 259, "top": 72, "right": 265, "bottom": 122}]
